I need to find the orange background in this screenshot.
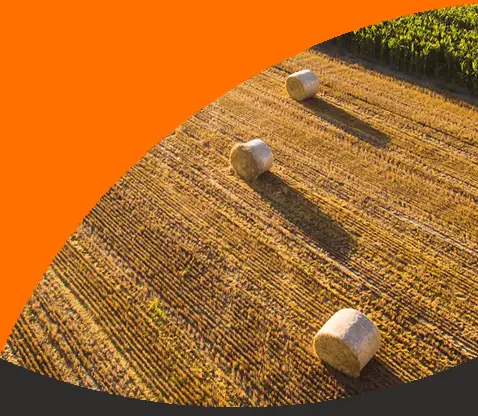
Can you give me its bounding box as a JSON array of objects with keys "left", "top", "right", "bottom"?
[{"left": 0, "top": 1, "right": 475, "bottom": 350}]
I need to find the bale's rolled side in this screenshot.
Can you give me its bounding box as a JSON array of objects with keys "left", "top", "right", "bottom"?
[
  {"left": 230, "top": 139, "right": 273, "bottom": 181},
  {"left": 286, "top": 70, "right": 319, "bottom": 101},
  {"left": 313, "top": 308, "right": 381, "bottom": 377}
]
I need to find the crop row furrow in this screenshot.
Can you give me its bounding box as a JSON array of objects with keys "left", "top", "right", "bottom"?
[{"left": 52, "top": 247, "right": 196, "bottom": 404}]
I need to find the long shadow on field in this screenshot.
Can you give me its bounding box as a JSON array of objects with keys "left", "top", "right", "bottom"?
[
  {"left": 301, "top": 96, "right": 390, "bottom": 149},
  {"left": 322, "top": 357, "right": 404, "bottom": 396},
  {"left": 250, "top": 172, "right": 355, "bottom": 261}
]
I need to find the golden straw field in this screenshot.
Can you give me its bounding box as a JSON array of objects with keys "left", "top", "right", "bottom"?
[{"left": 2, "top": 49, "right": 477, "bottom": 406}]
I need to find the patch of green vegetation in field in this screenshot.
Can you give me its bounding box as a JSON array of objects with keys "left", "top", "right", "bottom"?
[{"left": 332, "top": 5, "right": 478, "bottom": 93}]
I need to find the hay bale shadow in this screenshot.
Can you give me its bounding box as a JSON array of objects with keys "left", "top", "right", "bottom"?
[
  {"left": 250, "top": 172, "right": 355, "bottom": 261},
  {"left": 301, "top": 96, "right": 390, "bottom": 149},
  {"left": 322, "top": 357, "right": 403, "bottom": 396}
]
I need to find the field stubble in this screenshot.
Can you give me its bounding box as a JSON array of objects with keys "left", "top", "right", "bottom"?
[{"left": 2, "top": 50, "right": 477, "bottom": 406}]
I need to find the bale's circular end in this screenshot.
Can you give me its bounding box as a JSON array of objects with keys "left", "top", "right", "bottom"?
[
  {"left": 313, "top": 334, "right": 361, "bottom": 377},
  {"left": 286, "top": 76, "right": 306, "bottom": 101},
  {"left": 229, "top": 143, "right": 259, "bottom": 182},
  {"left": 230, "top": 139, "right": 273, "bottom": 182},
  {"left": 286, "top": 70, "right": 319, "bottom": 101},
  {"left": 313, "top": 308, "right": 381, "bottom": 377}
]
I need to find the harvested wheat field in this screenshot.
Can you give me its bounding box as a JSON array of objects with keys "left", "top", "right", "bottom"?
[{"left": 2, "top": 49, "right": 478, "bottom": 406}]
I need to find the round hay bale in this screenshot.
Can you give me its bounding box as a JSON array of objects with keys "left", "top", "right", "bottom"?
[
  {"left": 286, "top": 69, "right": 319, "bottom": 101},
  {"left": 229, "top": 139, "right": 273, "bottom": 182},
  {"left": 313, "top": 308, "right": 381, "bottom": 377}
]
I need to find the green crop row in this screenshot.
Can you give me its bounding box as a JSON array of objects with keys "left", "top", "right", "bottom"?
[{"left": 330, "top": 5, "right": 478, "bottom": 93}]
